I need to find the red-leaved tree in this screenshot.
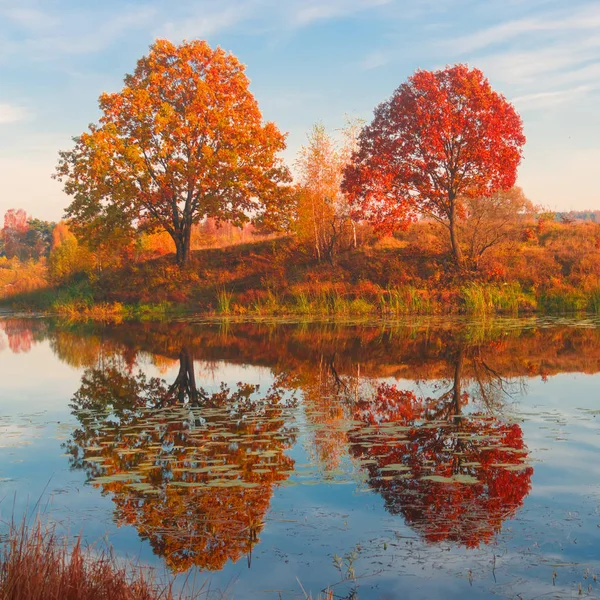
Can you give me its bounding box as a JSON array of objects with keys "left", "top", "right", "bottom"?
[
  {"left": 342, "top": 64, "right": 526, "bottom": 265},
  {"left": 2, "top": 209, "right": 29, "bottom": 259}
]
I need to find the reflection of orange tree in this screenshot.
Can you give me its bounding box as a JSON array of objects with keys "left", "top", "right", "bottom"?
[
  {"left": 66, "top": 348, "right": 296, "bottom": 572},
  {"left": 281, "top": 354, "right": 357, "bottom": 472},
  {"left": 349, "top": 350, "right": 533, "bottom": 548}
]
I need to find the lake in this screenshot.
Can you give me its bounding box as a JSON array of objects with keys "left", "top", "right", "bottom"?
[{"left": 1, "top": 315, "right": 600, "bottom": 599}]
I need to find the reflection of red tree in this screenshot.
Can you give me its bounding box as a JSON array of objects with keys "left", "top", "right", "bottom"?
[
  {"left": 349, "top": 381, "right": 533, "bottom": 548},
  {"left": 354, "top": 383, "right": 422, "bottom": 425},
  {"left": 0, "top": 319, "right": 39, "bottom": 354}
]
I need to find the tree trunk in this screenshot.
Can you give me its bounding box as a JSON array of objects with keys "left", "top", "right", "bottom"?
[
  {"left": 173, "top": 223, "right": 192, "bottom": 268},
  {"left": 449, "top": 202, "right": 464, "bottom": 266}
]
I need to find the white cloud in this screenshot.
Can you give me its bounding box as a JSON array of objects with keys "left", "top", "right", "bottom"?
[
  {"left": 45, "top": 7, "right": 157, "bottom": 56},
  {"left": 0, "top": 103, "right": 29, "bottom": 124},
  {"left": 477, "top": 37, "right": 600, "bottom": 87},
  {"left": 436, "top": 1, "right": 600, "bottom": 141},
  {"left": 512, "top": 85, "right": 595, "bottom": 110},
  {"left": 449, "top": 3, "right": 600, "bottom": 54},
  {"left": 0, "top": 4, "right": 158, "bottom": 60},
  {"left": 3, "top": 7, "right": 59, "bottom": 31},
  {"left": 159, "top": 0, "right": 395, "bottom": 39},
  {"left": 289, "top": 0, "right": 392, "bottom": 27},
  {"left": 160, "top": 3, "right": 255, "bottom": 40},
  {"left": 360, "top": 50, "right": 389, "bottom": 70}
]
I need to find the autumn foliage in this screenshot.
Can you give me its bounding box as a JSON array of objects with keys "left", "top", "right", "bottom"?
[
  {"left": 3, "top": 59, "right": 600, "bottom": 317},
  {"left": 343, "top": 64, "right": 526, "bottom": 265},
  {"left": 55, "top": 39, "right": 290, "bottom": 267},
  {"left": 349, "top": 382, "right": 532, "bottom": 547},
  {"left": 65, "top": 351, "right": 296, "bottom": 572}
]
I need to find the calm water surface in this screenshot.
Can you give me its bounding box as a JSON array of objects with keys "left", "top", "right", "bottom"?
[{"left": 1, "top": 316, "right": 600, "bottom": 599}]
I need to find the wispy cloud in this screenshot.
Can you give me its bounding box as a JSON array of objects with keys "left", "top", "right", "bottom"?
[
  {"left": 0, "top": 3, "right": 157, "bottom": 60},
  {"left": 0, "top": 103, "right": 29, "bottom": 124},
  {"left": 448, "top": 3, "right": 600, "bottom": 54},
  {"left": 512, "top": 85, "right": 596, "bottom": 110},
  {"left": 474, "top": 35, "right": 600, "bottom": 84},
  {"left": 159, "top": 0, "right": 395, "bottom": 40},
  {"left": 3, "top": 7, "right": 59, "bottom": 31},
  {"left": 430, "top": 2, "right": 600, "bottom": 121},
  {"left": 360, "top": 50, "right": 390, "bottom": 70},
  {"left": 288, "top": 0, "right": 392, "bottom": 27},
  {"left": 160, "top": 2, "right": 258, "bottom": 40}
]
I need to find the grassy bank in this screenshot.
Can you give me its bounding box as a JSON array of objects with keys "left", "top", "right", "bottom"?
[
  {"left": 4, "top": 232, "right": 600, "bottom": 321},
  {"left": 7, "top": 279, "right": 600, "bottom": 322}
]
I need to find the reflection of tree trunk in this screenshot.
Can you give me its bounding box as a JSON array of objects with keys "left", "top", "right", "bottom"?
[
  {"left": 451, "top": 347, "right": 465, "bottom": 474},
  {"left": 328, "top": 354, "right": 349, "bottom": 395},
  {"left": 452, "top": 348, "right": 464, "bottom": 416},
  {"left": 166, "top": 347, "right": 199, "bottom": 405}
]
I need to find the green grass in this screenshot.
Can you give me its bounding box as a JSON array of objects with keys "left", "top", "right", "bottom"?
[
  {"left": 537, "top": 289, "right": 588, "bottom": 314},
  {"left": 379, "top": 287, "right": 432, "bottom": 315},
  {"left": 216, "top": 288, "right": 234, "bottom": 314},
  {"left": 292, "top": 291, "right": 312, "bottom": 314},
  {"left": 460, "top": 282, "right": 536, "bottom": 315},
  {"left": 587, "top": 287, "right": 600, "bottom": 314},
  {"left": 6, "top": 267, "right": 600, "bottom": 320}
]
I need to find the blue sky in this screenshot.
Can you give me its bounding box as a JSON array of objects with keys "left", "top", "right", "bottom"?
[{"left": 1, "top": 0, "right": 599, "bottom": 221}]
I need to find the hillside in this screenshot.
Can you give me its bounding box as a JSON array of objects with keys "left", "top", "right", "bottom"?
[{"left": 4, "top": 217, "right": 600, "bottom": 319}]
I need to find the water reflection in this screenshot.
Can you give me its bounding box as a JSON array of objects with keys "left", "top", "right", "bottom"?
[
  {"left": 0, "top": 317, "right": 47, "bottom": 353},
  {"left": 65, "top": 348, "right": 297, "bottom": 572},
  {"left": 3, "top": 317, "right": 600, "bottom": 577},
  {"left": 348, "top": 346, "right": 533, "bottom": 548}
]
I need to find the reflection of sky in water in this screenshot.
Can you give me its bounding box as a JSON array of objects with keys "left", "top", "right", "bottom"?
[{"left": 0, "top": 322, "right": 600, "bottom": 598}]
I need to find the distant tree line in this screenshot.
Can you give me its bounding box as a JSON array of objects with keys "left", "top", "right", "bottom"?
[
  {"left": 555, "top": 211, "right": 600, "bottom": 224},
  {"left": 0, "top": 209, "right": 55, "bottom": 260}
]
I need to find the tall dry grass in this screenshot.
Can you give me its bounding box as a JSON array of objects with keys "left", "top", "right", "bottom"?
[{"left": 0, "top": 518, "right": 204, "bottom": 600}]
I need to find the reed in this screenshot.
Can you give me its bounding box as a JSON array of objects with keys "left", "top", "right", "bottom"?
[
  {"left": 537, "top": 289, "right": 587, "bottom": 314},
  {"left": 587, "top": 287, "right": 600, "bottom": 314},
  {"left": 215, "top": 288, "right": 233, "bottom": 314},
  {"left": 0, "top": 517, "right": 205, "bottom": 600}
]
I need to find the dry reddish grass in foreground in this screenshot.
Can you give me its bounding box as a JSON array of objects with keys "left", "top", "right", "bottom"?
[{"left": 0, "top": 519, "right": 198, "bottom": 600}]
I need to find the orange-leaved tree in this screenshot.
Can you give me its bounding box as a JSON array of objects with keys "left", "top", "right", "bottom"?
[
  {"left": 55, "top": 39, "right": 291, "bottom": 267},
  {"left": 294, "top": 119, "right": 363, "bottom": 263},
  {"left": 342, "top": 64, "right": 526, "bottom": 266}
]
